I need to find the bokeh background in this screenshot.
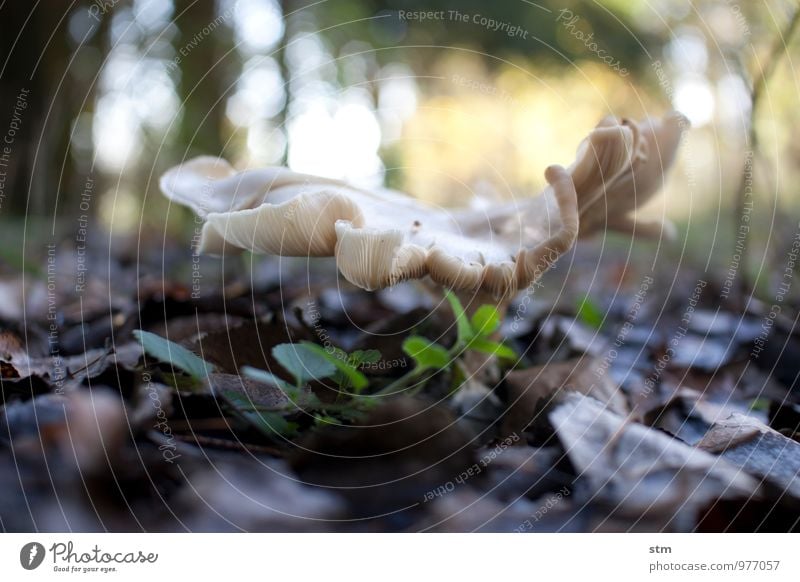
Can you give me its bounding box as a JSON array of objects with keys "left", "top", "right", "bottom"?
[{"left": 1, "top": 0, "right": 798, "bottom": 298}]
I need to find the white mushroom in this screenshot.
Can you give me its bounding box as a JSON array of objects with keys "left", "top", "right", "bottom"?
[
  {"left": 160, "top": 113, "right": 687, "bottom": 298},
  {"left": 573, "top": 111, "right": 688, "bottom": 239}
]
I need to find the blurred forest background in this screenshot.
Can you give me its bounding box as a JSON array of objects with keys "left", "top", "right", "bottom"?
[{"left": 1, "top": 0, "right": 799, "bottom": 297}]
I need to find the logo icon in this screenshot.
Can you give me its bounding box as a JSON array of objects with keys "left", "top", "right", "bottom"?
[{"left": 20, "top": 542, "right": 46, "bottom": 570}]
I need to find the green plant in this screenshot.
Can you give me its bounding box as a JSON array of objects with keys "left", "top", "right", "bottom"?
[
  {"left": 375, "top": 290, "right": 516, "bottom": 396},
  {"left": 575, "top": 293, "right": 604, "bottom": 329},
  {"left": 237, "top": 342, "right": 381, "bottom": 432},
  {"left": 132, "top": 289, "right": 516, "bottom": 438},
  {"left": 134, "top": 329, "right": 216, "bottom": 383}
]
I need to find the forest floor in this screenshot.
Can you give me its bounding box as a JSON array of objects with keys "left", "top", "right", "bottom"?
[{"left": 1, "top": 231, "right": 799, "bottom": 532}]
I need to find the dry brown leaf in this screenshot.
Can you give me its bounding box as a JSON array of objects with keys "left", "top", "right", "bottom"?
[
  {"left": 698, "top": 413, "right": 800, "bottom": 498},
  {"left": 502, "top": 356, "right": 628, "bottom": 438},
  {"left": 291, "top": 397, "right": 474, "bottom": 518},
  {"left": 550, "top": 393, "right": 758, "bottom": 530},
  {"left": 205, "top": 373, "right": 289, "bottom": 409}
]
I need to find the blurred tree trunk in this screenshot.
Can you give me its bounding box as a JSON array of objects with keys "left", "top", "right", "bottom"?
[
  {"left": 276, "top": 0, "right": 291, "bottom": 165},
  {"left": 0, "top": 1, "right": 72, "bottom": 218},
  {"left": 173, "top": 0, "right": 228, "bottom": 158}
]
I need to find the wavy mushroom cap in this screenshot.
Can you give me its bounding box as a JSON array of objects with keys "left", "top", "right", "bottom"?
[
  {"left": 570, "top": 112, "right": 689, "bottom": 238},
  {"left": 160, "top": 113, "right": 686, "bottom": 297}
]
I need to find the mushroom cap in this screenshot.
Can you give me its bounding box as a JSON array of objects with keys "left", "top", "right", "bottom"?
[
  {"left": 160, "top": 113, "right": 687, "bottom": 297},
  {"left": 572, "top": 111, "right": 689, "bottom": 238}
]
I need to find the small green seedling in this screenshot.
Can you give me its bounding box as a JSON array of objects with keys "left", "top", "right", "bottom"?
[
  {"left": 377, "top": 290, "right": 517, "bottom": 395},
  {"left": 238, "top": 342, "right": 381, "bottom": 431},
  {"left": 134, "top": 288, "right": 517, "bottom": 438},
  {"left": 576, "top": 292, "right": 604, "bottom": 329}
]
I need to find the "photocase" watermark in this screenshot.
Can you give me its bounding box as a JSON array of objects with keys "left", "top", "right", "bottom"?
[
  {"left": 556, "top": 9, "right": 629, "bottom": 77},
  {"left": 143, "top": 372, "right": 181, "bottom": 464}
]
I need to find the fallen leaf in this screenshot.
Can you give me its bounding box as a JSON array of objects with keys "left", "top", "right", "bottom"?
[
  {"left": 175, "top": 456, "right": 344, "bottom": 531},
  {"left": 480, "top": 445, "right": 574, "bottom": 503},
  {"left": 291, "top": 397, "right": 474, "bottom": 522},
  {"left": 206, "top": 373, "right": 289, "bottom": 409},
  {"left": 189, "top": 320, "right": 311, "bottom": 376},
  {"left": 550, "top": 393, "right": 758, "bottom": 530},
  {"left": 421, "top": 488, "right": 587, "bottom": 532},
  {"left": 502, "top": 356, "right": 628, "bottom": 439},
  {"left": 0, "top": 389, "right": 126, "bottom": 474},
  {"left": 698, "top": 413, "right": 800, "bottom": 499}
]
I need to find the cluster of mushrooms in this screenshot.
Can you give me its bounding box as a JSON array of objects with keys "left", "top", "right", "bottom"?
[{"left": 160, "top": 113, "right": 687, "bottom": 299}]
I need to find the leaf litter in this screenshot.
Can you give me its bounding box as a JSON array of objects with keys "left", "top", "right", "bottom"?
[{"left": 1, "top": 238, "right": 799, "bottom": 532}]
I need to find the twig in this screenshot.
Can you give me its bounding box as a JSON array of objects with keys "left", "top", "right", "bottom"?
[{"left": 172, "top": 433, "right": 284, "bottom": 456}]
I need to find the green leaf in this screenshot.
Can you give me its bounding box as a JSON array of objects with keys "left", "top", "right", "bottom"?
[
  {"left": 749, "top": 397, "right": 771, "bottom": 412},
  {"left": 402, "top": 336, "right": 451, "bottom": 370},
  {"left": 576, "top": 293, "right": 604, "bottom": 329},
  {"left": 470, "top": 305, "right": 501, "bottom": 337},
  {"left": 161, "top": 372, "right": 207, "bottom": 392},
  {"left": 221, "top": 390, "right": 297, "bottom": 438},
  {"left": 445, "top": 290, "right": 474, "bottom": 346},
  {"left": 300, "top": 342, "right": 368, "bottom": 393},
  {"left": 133, "top": 329, "right": 215, "bottom": 380},
  {"left": 314, "top": 414, "right": 339, "bottom": 427},
  {"left": 449, "top": 361, "right": 467, "bottom": 396},
  {"left": 243, "top": 410, "right": 297, "bottom": 437},
  {"left": 272, "top": 343, "right": 337, "bottom": 385},
  {"left": 223, "top": 389, "right": 255, "bottom": 408},
  {"left": 468, "top": 337, "right": 518, "bottom": 361},
  {"left": 338, "top": 406, "right": 369, "bottom": 422},
  {"left": 349, "top": 349, "right": 381, "bottom": 366}
]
